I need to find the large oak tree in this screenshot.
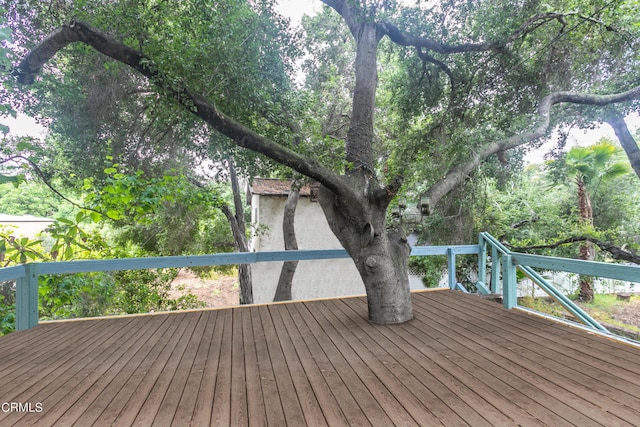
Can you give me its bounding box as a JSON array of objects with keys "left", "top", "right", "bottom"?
[{"left": 9, "top": 0, "right": 640, "bottom": 323}]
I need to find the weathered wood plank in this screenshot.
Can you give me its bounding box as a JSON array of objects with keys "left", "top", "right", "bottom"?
[
  {"left": 322, "top": 298, "right": 445, "bottom": 426},
  {"left": 230, "top": 308, "right": 249, "bottom": 427},
  {"left": 257, "top": 305, "right": 307, "bottom": 425},
  {"left": 439, "top": 291, "right": 640, "bottom": 371},
  {"left": 299, "top": 301, "right": 395, "bottom": 427},
  {"left": 250, "top": 304, "right": 286, "bottom": 426},
  {"left": 67, "top": 313, "right": 195, "bottom": 426},
  {"left": 170, "top": 310, "right": 218, "bottom": 425},
  {"left": 412, "top": 296, "right": 593, "bottom": 425},
  {"left": 125, "top": 312, "right": 203, "bottom": 425},
  {"left": 239, "top": 306, "right": 267, "bottom": 427},
  {"left": 0, "top": 319, "right": 117, "bottom": 398},
  {"left": 25, "top": 315, "right": 169, "bottom": 426},
  {"left": 190, "top": 309, "right": 226, "bottom": 425},
  {"left": 334, "top": 297, "right": 471, "bottom": 426},
  {"left": 269, "top": 304, "right": 327, "bottom": 426},
  {"left": 67, "top": 313, "right": 182, "bottom": 426},
  {"left": 210, "top": 308, "right": 234, "bottom": 426},
  {"left": 276, "top": 303, "right": 347, "bottom": 425},
  {"left": 306, "top": 299, "right": 421, "bottom": 426},
  {"left": 287, "top": 302, "right": 371, "bottom": 425},
  {"left": 420, "top": 292, "right": 639, "bottom": 425},
  {"left": 433, "top": 292, "right": 640, "bottom": 399},
  {"left": 152, "top": 311, "right": 212, "bottom": 426},
  {"left": 98, "top": 312, "right": 195, "bottom": 426},
  {"left": 0, "top": 291, "right": 639, "bottom": 426},
  {"left": 0, "top": 317, "right": 147, "bottom": 426},
  {"left": 341, "top": 295, "right": 514, "bottom": 426}
]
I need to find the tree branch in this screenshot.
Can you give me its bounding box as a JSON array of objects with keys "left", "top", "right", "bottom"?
[
  {"left": 1, "top": 155, "right": 110, "bottom": 218},
  {"left": 604, "top": 112, "right": 640, "bottom": 180},
  {"left": 14, "top": 20, "right": 351, "bottom": 197},
  {"left": 379, "top": 21, "right": 501, "bottom": 54},
  {"left": 420, "top": 85, "right": 640, "bottom": 213},
  {"left": 416, "top": 48, "right": 457, "bottom": 107},
  {"left": 505, "top": 236, "right": 640, "bottom": 265},
  {"left": 379, "top": 11, "right": 619, "bottom": 55}
]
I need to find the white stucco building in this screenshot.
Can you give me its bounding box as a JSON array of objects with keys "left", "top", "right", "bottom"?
[
  {"left": 249, "top": 178, "right": 365, "bottom": 303},
  {"left": 0, "top": 214, "right": 54, "bottom": 238}
]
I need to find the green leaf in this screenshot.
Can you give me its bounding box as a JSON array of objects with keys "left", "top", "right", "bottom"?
[
  {"left": 0, "top": 27, "right": 12, "bottom": 42},
  {"left": 89, "top": 211, "right": 103, "bottom": 222}
]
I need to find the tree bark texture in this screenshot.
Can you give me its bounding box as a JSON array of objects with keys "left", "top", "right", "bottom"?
[
  {"left": 274, "top": 188, "right": 300, "bottom": 302},
  {"left": 221, "top": 202, "right": 252, "bottom": 305},
  {"left": 319, "top": 175, "right": 413, "bottom": 324},
  {"left": 346, "top": 22, "right": 381, "bottom": 171},
  {"left": 319, "top": 5, "right": 413, "bottom": 323},
  {"left": 421, "top": 87, "right": 640, "bottom": 213},
  {"left": 576, "top": 176, "right": 595, "bottom": 302}
]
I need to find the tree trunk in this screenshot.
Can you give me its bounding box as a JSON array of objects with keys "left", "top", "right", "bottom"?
[
  {"left": 221, "top": 159, "right": 253, "bottom": 304},
  {"left": 274, "top": 188, "right": 300, "bottom": 302},
  {"left": 318, "top": 20, "right": 412, "bottom": 324},
  {"left": 221, "top": 203, "right": 253, "bottom": 304},
  {"left": 319, "top": 176, "right": 413, "bottom": 324},
  {"left": 576, "top": 176, "right": 595, "bottom": 302},
  {"left": 346, "top": 22, "right": 379, "bottom": 170}
]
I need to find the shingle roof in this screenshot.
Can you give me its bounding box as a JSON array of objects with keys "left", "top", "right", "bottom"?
[{"left": 250, "top": 178, "right": 314, "bottom": 197}]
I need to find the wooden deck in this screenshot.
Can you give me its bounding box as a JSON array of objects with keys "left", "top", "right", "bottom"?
[{"left": 1, "top": 290, "right": 639, "bottom": 426}]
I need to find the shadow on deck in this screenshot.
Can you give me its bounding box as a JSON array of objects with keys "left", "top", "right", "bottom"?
[{"left": 1, "top": 290, "right": 639, "bottom": 426}]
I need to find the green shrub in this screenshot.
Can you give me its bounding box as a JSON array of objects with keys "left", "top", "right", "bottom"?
[
  {"left": 113, "top": 268, "right": 204, "bottom": 314},
  {"left": 39, "top": 272, "right": 117, "bottom": 320},
  {"left": 0, "top": 294, "right": 15, "bottom": 335}
]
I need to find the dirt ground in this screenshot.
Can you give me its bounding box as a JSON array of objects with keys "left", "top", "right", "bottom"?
[
  {"left": 613, "top": 299, "right": 640, "bottom": 327},
  {"left": 169, "top": 268, "right": 239, "bottom": 308}
]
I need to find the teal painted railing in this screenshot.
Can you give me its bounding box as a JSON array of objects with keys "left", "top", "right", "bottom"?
[
  {"left": 478, "top": 232, "right": 640, "bottom": 333},
  {"left": 2, "top": 233, "right": 639, "bottom": 333},
  {"left": 1, "top": 244, "right": 480, "bottom": 330}
]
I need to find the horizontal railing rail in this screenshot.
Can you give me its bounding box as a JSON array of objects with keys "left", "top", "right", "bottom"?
[
  {"left": 6, "top": 232, "right": 636, "bottom": 335},
  {"left": 0, "top": 264, "right": 26, "bottom": 282},
  {"left": 2, "top": 245, "right": 480, "bottom": 331},
  {"left": 511, "top": 253, "right": 640, "bottom": 283}
]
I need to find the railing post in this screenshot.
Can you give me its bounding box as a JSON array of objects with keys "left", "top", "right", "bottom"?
[
  {"left": 447, "top": 247, "right": 457, "bottom": 290},
  {"left": 491, "top": 245, "right": 501, "bottom": 294},
  {"left": 477, "top": 234, "right": 487, "bottom": 287},
  {"left": 502, "top": 254, "right": 517, "bottom": 309},
  {"left": 474, "top": 234, "right": 491, "bottom": 294},
  {"left": 16, "top": 263, "right": 39, "bottom": 330}
]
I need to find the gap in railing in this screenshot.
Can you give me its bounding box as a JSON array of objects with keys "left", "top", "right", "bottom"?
[{"left": 0, "top": 279, "right": 16, "bottom": 335}]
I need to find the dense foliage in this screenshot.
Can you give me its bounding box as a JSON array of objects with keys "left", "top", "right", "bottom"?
[{"left": 0, "top": 167, "right": 240, "bottom": 334}]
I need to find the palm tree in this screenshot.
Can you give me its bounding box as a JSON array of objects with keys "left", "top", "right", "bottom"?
[{"left": 564, "top": 141, "right": 630, "bottom": 301}]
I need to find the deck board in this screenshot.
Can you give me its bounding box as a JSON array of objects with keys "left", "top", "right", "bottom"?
[
  {"left": 299, "top": 300, "right": 394, "bottom": 427},
  {"left": 281, "top": 302, "right": 357, "bottom": 425},
  {"left": 414, "top": 293, "right": 627, "bottom": 426},
  {"left": 269, "top": 305, "right": 327, "bottom": 425},
  {"left": 0, "top": 290, "right": 638, "bottom": 426},
  {"left": 100, "top": 313, "right": 188, "bottom": 426},
  {"left": 429, "top": 291, "right": 640, "bottom": 422}
]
